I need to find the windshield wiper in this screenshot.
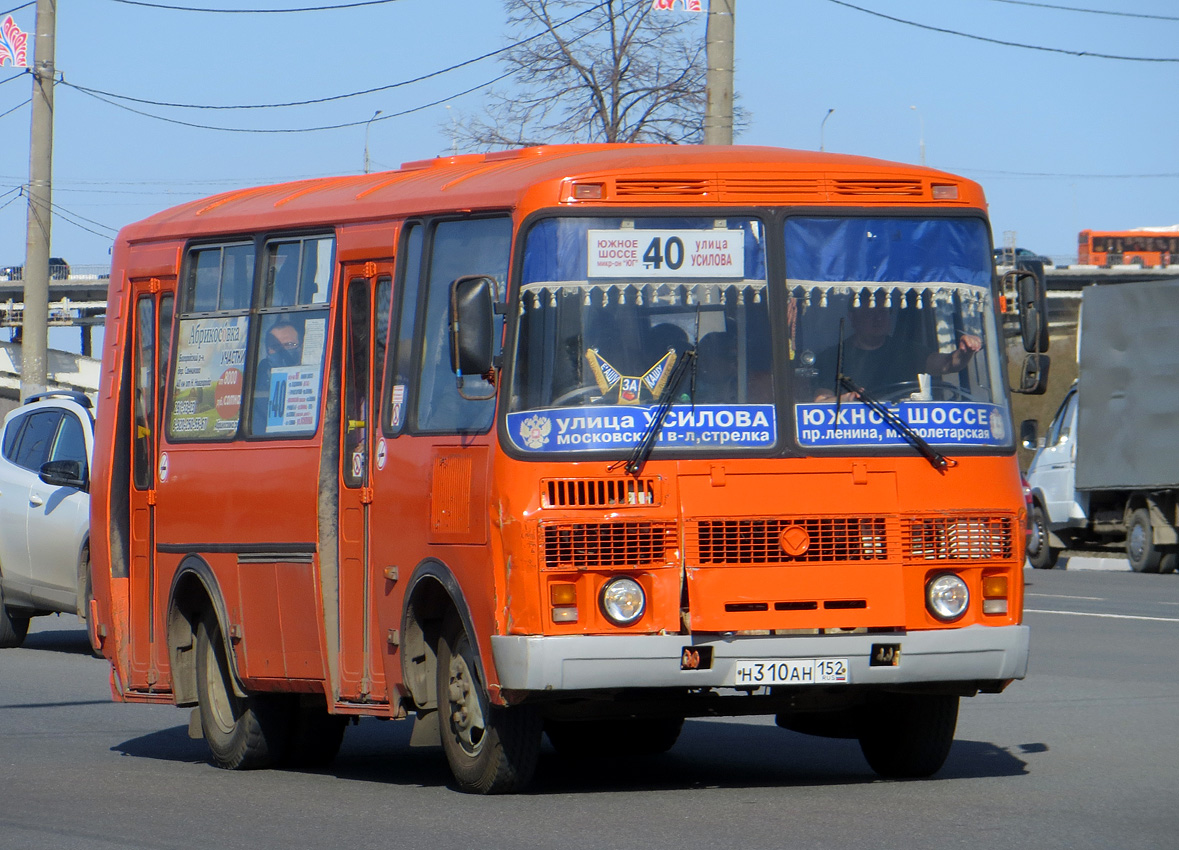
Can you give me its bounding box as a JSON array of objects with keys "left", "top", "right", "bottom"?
[
  {"left": 836, "top": 374, "right": 956, "bottom": 473},
  {"left": 612, "top": 348, "right": 697, "bottom": 476}
]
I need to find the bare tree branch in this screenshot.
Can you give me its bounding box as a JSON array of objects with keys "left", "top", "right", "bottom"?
[{"left": 450, "top": 0, "right": 728, "bottom": 150}]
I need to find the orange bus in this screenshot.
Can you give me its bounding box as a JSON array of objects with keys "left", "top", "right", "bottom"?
[
  {"left": 1078, "top": 227, "right": 1179, "bottom": 268},
  {"left": 90, "top": 144, "right": 1044, "bottom": 794}
]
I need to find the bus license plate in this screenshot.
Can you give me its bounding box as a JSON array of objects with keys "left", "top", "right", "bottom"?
[{"left": 732, "top": 658, "right": 849, "bottom": 686}]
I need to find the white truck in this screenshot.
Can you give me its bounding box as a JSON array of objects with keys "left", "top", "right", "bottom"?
[{"left": 1024, "top": 279, "right": 1179, "bottom": 572}]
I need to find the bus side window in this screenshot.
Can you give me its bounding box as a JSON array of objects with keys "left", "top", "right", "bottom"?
[
  {"left": 387, "top": 223, "right": 423, "bottom": 435},
  {"left": 415, "top": 217, "right": 510, "bottom": 434}
]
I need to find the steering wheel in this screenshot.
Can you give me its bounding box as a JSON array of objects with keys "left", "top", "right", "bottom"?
[
  {"left": 869, "top": 380, "right": 973, "bottom": 403},
  {"left": 550, "top": 384, "right": 602, "bottom": 407}
]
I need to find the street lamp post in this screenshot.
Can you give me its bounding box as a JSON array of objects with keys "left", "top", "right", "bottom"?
[
  {"left": 364, "top": 110, "right": 382, "bottom": 174},
  {"left": 909, "top": 105, "right": 925, "bottom": 166},
  {"left": 820, "top": 108, "right": 835, "bottom": 152}
]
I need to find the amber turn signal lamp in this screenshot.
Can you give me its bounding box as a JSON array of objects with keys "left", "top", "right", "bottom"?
[
  {"left": 982, "top": 574, "right": 1009, "bottom": 615},
  {"left": 572, "top": 182, "right": 604, "bottom": 200},
  {"left": 550, "top": 582, "right": 578, "bottom": 622}
]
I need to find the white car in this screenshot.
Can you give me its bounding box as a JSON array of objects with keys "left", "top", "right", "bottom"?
[{"left": 0, "top": 390, "right": 94, "bottom": 647}]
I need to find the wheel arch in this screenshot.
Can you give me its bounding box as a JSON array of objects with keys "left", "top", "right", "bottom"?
[
  {"left": 400, "top": 558, "right": 483, "bottom": 713},
  {"left": 167, "top": 555, "right": 240, "bottom": 707}
]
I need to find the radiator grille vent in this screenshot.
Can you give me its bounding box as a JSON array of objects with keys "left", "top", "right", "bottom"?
[
  {"left": 903, "top": 516, "right": 1014, "bottom": 560},
  {"left": 542, "top": 477, "right": 659, "bottom": 508},
  {"left": 718, "top": 177, "right": 822, "bottom": 200},
  {"left": 833, "top": 178, "right": 924, "bottom": 197},
  {"left": 690, "top": 517, "right": 890, "bottom": 565},
  {"left": 542, "top": 522, "right": 675, "bottom": 569},
  {"left": 615, "top": 178, "right": 710, "bottom": 197}
]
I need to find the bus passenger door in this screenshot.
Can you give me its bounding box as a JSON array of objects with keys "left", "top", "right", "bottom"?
[
  {"left": 128, "top": 280, "right": 175, "bottom": 690},
  {"left": 336, "top": 265, "right": 392, "bottom": 703}
]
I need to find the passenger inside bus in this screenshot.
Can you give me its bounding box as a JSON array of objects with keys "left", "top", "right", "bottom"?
[
  {"left": 251, "top": 318, "right": 303, "bottom": 428},
  {"left": 810, "top": 304, "right": 980, "bottom": 402}
]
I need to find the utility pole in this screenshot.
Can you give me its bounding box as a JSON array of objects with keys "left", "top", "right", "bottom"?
[
  {"left": 703, "top": 0, "right": 734, "bottom": 146},
  {"left": 22, "top": 0, "right": 55, "bottom": 399}
]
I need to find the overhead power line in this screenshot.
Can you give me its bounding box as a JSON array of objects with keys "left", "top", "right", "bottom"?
[
  {"left": 105, "top": 0, "right": 404, "bottom": 12},
  {"left": 823, "top": 0, "right": 1179, "bottom": 62},
  {"left": 0, "top": 2, "right": 34, "bottom": 16},
  {"left": 69, "top": 70, "right": 513, "bottom": 133},
  {"left": 980, "top": 0, "right": 1179, "bottom": 22}
]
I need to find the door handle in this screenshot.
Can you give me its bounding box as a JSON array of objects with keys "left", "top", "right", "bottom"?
[{"left": 29, "top": 494, "right": 43, "bottom": 507}]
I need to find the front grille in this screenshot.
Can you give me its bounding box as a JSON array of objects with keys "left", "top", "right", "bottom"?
[
  {"left": 541, "top": 521, "right": 675, "bottom": 569},
  {"left": 690, "top": 517, "right": 890, "bottom": 565},
  {"left": 902, "top": 516, "right": 1014, "bottom": 560},
  {"left": 542, "top": 477, "right": 659, "bottom": 508}
]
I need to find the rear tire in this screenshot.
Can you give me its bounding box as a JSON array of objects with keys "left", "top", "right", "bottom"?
[
  {"left": 1027, "top": 503, "right": 1059, "bottom": 569},
  {"left": 545, "top": 716, "right": 684, "bottom": 758},
  {"left": 196, "top": 612, "right": 290, "bottom": 769},
  {"left": 1127, "top": 508, "right": 1162, "bottom": 573},
  {"left": 858, "top": 694, "right": 959, "bottom": 779},
  {"left": 438, "top": 615, "right": 541, "bottom": 794},
  {"left": 0, "top": 583, "right": 30, "bottom": 648}
]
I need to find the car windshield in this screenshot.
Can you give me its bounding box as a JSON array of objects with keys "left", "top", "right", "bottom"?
[
  {"left": 505, "top": 216, "right": 774, "bottom": 455},
  {"left": 786, "top": 216, "right": 1013, "bottom": 451}
]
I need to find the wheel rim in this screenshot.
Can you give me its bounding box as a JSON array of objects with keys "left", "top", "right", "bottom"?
[
  {"left": 1129, "top": 521, "right": 1147, "bottom": 563},
  {"left": 1029, "top": 513, "right": 1045, "bottom": 557},
  {"left": 446, "top": 639, "right": 487, "bottom": 756},
  {"left": 203, "top": 635, "right": 239, "bottom": 735}
]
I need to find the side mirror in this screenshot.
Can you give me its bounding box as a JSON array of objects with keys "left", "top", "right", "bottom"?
[
  {"left": 449, "top": 275, "right": 497, "bottom": 401},
  {"left": 1007, "top": 269, "right": 1049, "bottom": 353},
  {"left": 1012, "top": 352, "right": 1050, "bottom": 395},
  {"left": 1019, "top": 419, "right": 1039, "bottom": 450},
  {"left": 39, "top": 459, "right": 88, "bottom": 492}
]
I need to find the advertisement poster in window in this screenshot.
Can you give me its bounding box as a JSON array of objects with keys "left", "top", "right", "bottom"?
[{"left": 170, "top": 316, "right": 248, "bottom": 439}]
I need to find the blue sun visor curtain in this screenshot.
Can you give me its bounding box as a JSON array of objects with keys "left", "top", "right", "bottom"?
[{"left": 783, "top": 217, "right": 992, "bottom": 286}]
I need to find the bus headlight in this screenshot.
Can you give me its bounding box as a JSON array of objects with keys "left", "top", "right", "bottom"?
[
  {"left": 926, "top": 573, "right": 969, "bottom": 622},
  {"left": 599, "top": 577, "right": 645, "bottom": 626}
]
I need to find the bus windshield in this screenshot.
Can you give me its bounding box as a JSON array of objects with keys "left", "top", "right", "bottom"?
[
  {"left": 505, "top": 213, "right": 1011, "bottom": 457},
  {"left": 788, "top": 216, "right": 1012, "bottom": 451},
  {"left": 506, "top": 215, "right": 775, "bottom": 455}
]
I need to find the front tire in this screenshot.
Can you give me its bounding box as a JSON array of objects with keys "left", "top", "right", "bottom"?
[
  {"left": 858, "top": 694, "right": 959, "bottom": 779},
  {"left": 1127, "top": 508, "right": 1162, "bottom": 573},
  {"left": 196, "top": 612, "right": 289, "bottom": 769},
  {"left": 438, "top": 615, "right": 541, "bottom": 794},
  {"left": 1027, "top": 503, "right": 1059, "bottom": 569},
  {"left": 0, "top": 583, "right": 30, "bottom": 648}
]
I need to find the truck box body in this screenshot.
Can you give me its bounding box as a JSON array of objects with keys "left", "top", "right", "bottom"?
[{"left": 1076, "top": 279, "right": 1179, "bottom": 491}]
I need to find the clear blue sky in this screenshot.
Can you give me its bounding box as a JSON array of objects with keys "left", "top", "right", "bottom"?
[{"left": 1, "top": 0, "right": 1176, "bottom": 273}]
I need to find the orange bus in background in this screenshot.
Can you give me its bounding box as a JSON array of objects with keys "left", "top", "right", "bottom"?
[
  {"left": 90, "top": 144, "right": 1044, "bottom": 794},
  {"left": 1078, "top": 226, "right": 1179, "bottom": 268}
]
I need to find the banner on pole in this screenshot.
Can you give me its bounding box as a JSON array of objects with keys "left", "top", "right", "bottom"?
[
  {"left": 0, "top": 16, "right": 28, "bottom": 68},
  {"left": 651, "top": 0, "right": 704, "bottom": 11}
]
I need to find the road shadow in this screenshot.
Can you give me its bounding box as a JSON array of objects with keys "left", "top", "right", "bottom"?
[
  {"left": 22, "top": 625, "right": 101, "bottom": 658},
  {"left": 112, "top": 716, "right": 1031, "bottom": 794}
]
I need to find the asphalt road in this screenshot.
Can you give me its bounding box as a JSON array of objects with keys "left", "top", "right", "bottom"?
[{"left": 1, "top": 567, "right": 1176, "bottom": 850}]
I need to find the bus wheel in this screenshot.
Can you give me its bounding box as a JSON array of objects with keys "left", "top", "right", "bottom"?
[
  {"left": 1027, "top": 504, "right": 1059, "bottom": 569},
  {"left": 858, "top": 693, "right": 958, "bottom": 779},
  {"left": 437, "top": 616, "right": 541, "bottom": 794},
  {"left": 282, "top": 701, "right": 347, "bottom": 768},
  {"left": 0, "top": 583, "right": 30, "bottom": 649},
  {"left": 545, "top": 717, "right": 684, "bottom": 758},
  {"left": 196, "top": 611, "right": 289, "bottom": 770}
]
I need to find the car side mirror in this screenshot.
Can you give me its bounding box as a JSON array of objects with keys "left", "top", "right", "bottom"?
[
  {"left": 1019, "top": 419, "right": 1039, "bottom": 450},
  {"left": 39, "top": 459, "right": 88, "bottom": 492},
  {"left": 449, "top": 274, "right": 498, "bottom": 401}
]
